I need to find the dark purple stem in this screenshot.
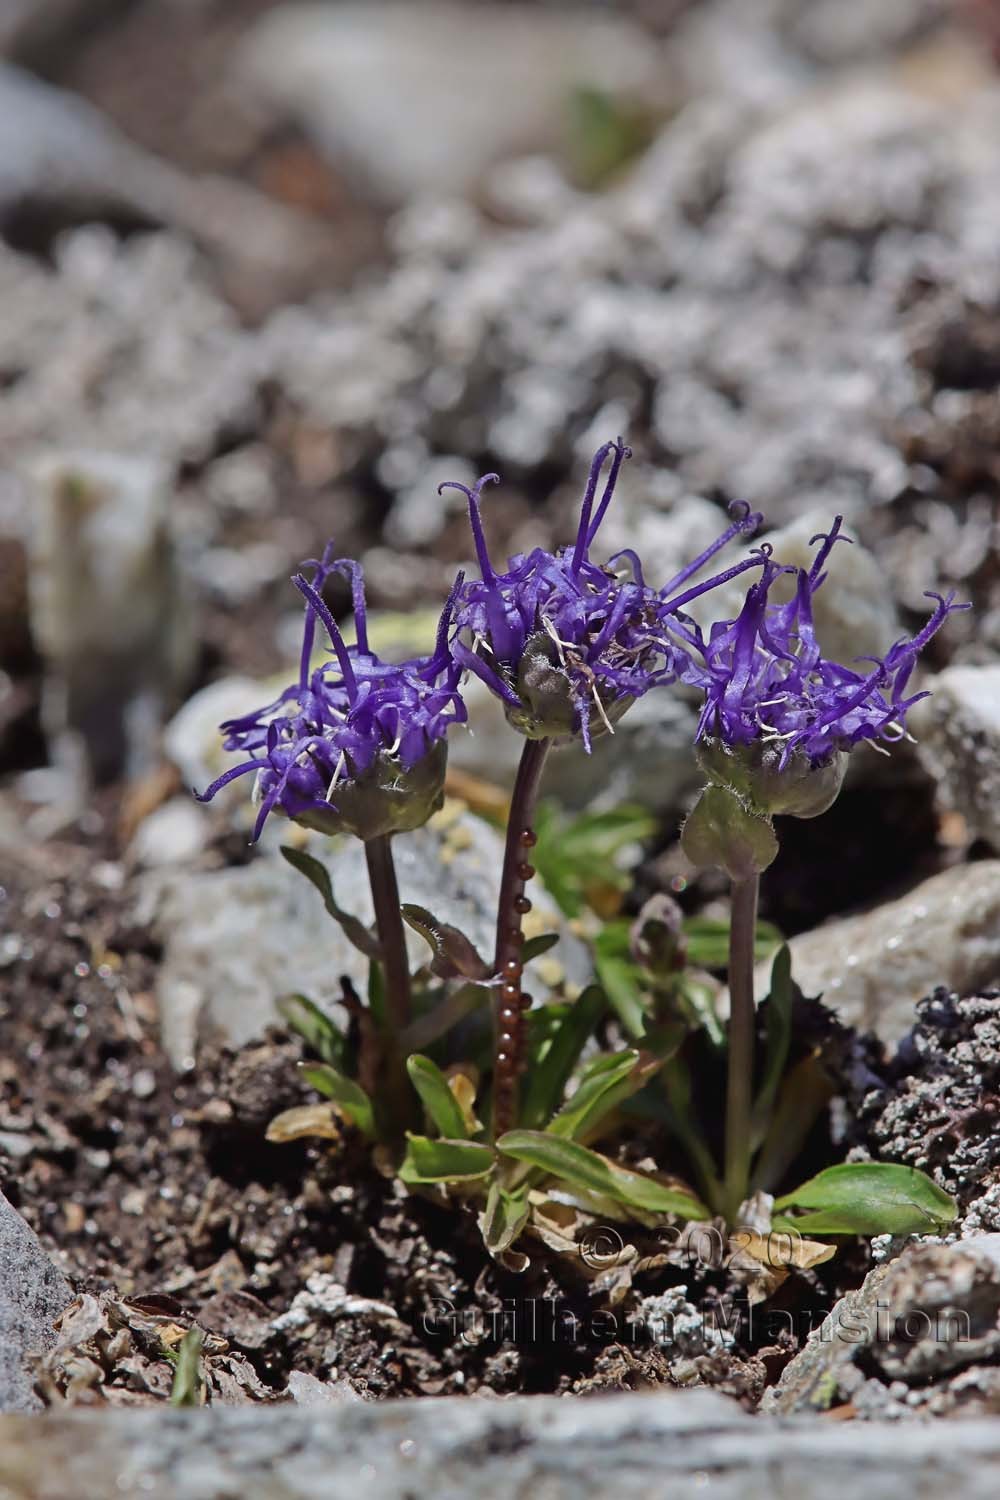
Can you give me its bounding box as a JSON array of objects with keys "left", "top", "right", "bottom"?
[
  {"left": 723, "top": 873, "right": 759, "bottom": 1226},
  {"left": 492, "top": 737, "right": 551, "bottom": 1140},
  {"left": 365, "top": 834, "right": 411, "bottom": 1035}
]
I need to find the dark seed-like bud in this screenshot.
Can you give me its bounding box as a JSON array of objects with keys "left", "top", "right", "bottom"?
[
  {"left": 503, "top": 958, "right": 521, "bottom": 979},
  {"left": 517, "top": 863, "right": 536, "bottom": 881},
  {"left": 514, "top": 895, "right": 532, "bottom": 914},
  {"left": 520, "top": 829, "right": 537, "bottom": 848},
  {"left": 508, "top": 928, "right": 525, "bottom": 946}
]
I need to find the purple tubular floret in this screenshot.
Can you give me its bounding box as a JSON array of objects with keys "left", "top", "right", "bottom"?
[
  {"left": 684, "top": 525, "right": 969, "bottom": 764},
  {"left": 448, "top": 439, "right": 766, "bottom": 749},
  {"left": 196, "top": 541, "right": 466, "bottom": 841}
]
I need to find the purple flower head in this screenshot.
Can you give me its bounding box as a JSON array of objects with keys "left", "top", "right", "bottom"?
[
  {"left": 444, "top": 439, "right": 765, "bottom": 750},
  {"left": 195, "top": 544, "right": 466, "bottom": 842},
  {"left": 687, "top": 518, "right": 969, "bottom": 810}
]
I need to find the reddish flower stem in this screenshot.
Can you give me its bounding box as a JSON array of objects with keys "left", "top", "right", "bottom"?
[
  {"left": 491, "top": 737, "right": 551, "bottom": 1140},
  {"left": 722, "top": 873, "right": 759, "bottom": 1226}
]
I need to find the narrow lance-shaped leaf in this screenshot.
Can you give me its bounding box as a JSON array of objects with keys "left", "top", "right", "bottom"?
[
  {"left": 682, "top": 915, "right": 783, "bottom": 970},
  {"left": 480, "top": 1180, "right": 530, "bottom": 1256},
  {"left": 276, "top": 993, "right": 346, "bottom": 1067},
  {"left": 594, "top": 942, "right": 648, "bottom": 1041},
  {"left": 398, "top": 1134, "right": 495, "bottom": 1185},
  {"left": 773, "top": 1162, "right": 958, "bottom": 1236},
  {"left": 519, "top": 985, "right": 606, "bottom": 1130},
  {"left": 545, "top": 1051, "right": 640, "bottom": 1142},
  {"left": 400, "top": 904, "right": 491, "bottom": 980},
  {"left": 300, "top": 1062, "right": 376, "bottom": 1140},
  {"left": 280, "top": 845, "right": 381, "bottom": 958},
  {"left": 546, "top": 1036, "right": 684, "bottom": 1147},
  {"left": 520, "top": 932, "right": 559, "bottom": 964},
  {"left": 400, "top": 982, "right": 488, "bottom": 1055},
  {"left": 168, "top": 1328, "right": 204, "bottom": 1408},
  {"left": 407, "top": 1054, "right": 470, "bottom": 1140},
  {"left": 498, "top": 1129, "right": 709, "bottom": 1221}
]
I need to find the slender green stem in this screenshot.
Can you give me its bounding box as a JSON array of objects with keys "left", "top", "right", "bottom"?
[
  {"left": 491, "top": 737, "right": 551, "bottom": 1140},
  {"left": 364, "top": 833, "right": 411, "bottom": 1034},
  {"left": 723, "top": 873, "right": 759, "bottom": 1226}
]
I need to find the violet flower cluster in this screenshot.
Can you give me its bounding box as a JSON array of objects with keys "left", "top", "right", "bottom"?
[
  {"left": 196, "top": 545, "right": 465, "bottom": 842},
  {"left": 445, "top": 439, "right": 764, "bottom": 749},
  {"left": 685, "top": 518, "right": 967, "bottom": 771},
  {"left": 196, "top": 443, "right": 964, "bottom": 845}
]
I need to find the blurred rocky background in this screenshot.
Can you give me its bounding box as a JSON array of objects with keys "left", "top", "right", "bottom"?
[{"left": 2, "top": 0, "right": 1000, "bottom": 1045}]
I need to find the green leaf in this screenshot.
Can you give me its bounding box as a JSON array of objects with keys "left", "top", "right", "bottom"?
[
  {"left": 400, "top": 982, "right": 487, "bottom": 1054},
  {"left": 594, "top": 946, "right": 647, "bottom": 1041},
  {"left": 544, "top": 1039, "right": 684, "bottom": 1146},
  {"left": 280, "top": 846, "right": 380, "bottom": 958},
  {"left": 398, "top": 1134, "right": 495, "bottom": 1185},
  {"left": 168, "top": 1328, "right": 203, "bottom": 1408},
  {"left": 406, "top": 1054, "right": 470, "bottom": 1139},
  {"left": 682, "top": 915, "right": 783, "bottom": 970},
  {"left": 276, "top": 993, "right": 345, "bottom": 1067},
  {"left": 557, "top": 805, "right": 657, "bottom": 861},
  {"left": 546, "top": 1051, "right": 640, "bottom": 1141},
  {"left": 521, "top": 932, "right": 560, "bottom": 964},
  {"left": 400, "top": 904, "right": 490, "bottom": 980},
  {"left": 480, "top": 1181, "right": 530, "bottom": 1255},
  {"left": 300, "top": 1062, "right": 375, "bottom": 1140},
  {"left": 773, "top": 1163, "right": 958, "bottom": 1236},
  {"left": 660, "top": 1058, "right": 724, "bottom": 1212},
  {"left": 751, "top": 1055, "right": 835, "bottom": 1196},
  {"left": 750, "top": 944, "right": 794, "bottom": 1149},
  {"left": 497, "top": 1130, "right": 709, "bottom": 1220},
  {"left": 531, "top": 803, "right": 656, "bottom": 918},
  {"left": 518, "top": 985, "right": 606, "bottom": 1130}
]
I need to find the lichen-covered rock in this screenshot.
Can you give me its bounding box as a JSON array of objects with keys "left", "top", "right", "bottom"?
[
  {"left": 763, "top": 1235, "right": 1000, "bottom": 1418},
  {"left": 856, "top": 990, "right": 1000, "bottom": 1207},
  {"left": 9, "top": 1386, "right": 1000, "bottom": 1497},
  {"left": 139, "top": 803, "right": 589, "bottom": 1066},
  {"left": 0, "top": 1191, "right": 72, "bottom": 1413},
  {"left": 916, "top": 664, "right": 1000, "bottom": 851}
]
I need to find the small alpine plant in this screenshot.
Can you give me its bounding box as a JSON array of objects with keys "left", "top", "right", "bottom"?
[
  {"left": 196, "top": 545, "right": 466, "bottom": 1100},
  {"left": 679, "top": 519, "right": 969, "bottom": 1224},
  {"left": 444, "top": 438, "right": 765, "bottom": 1131},
  {"left": 195, "top": 447, "right": 962, "bottom": 1262}
]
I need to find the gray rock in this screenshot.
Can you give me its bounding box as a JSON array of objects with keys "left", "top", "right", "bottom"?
[
  {"left": 163, "top": 677, "right": 273, "bottom": 797},
  {"left": 237, "top": 2, "right": 668, "bottom": 203},
  {"left": 0, "top": 1190, "right": 72, "bottom": 1413},
  {"left": 851, "top": 992, "right": 1000, "bottom": 1206},
  {"left": 260, "top": 51, "right": 992, "bottom": 576},
  {"left": 756, "top": 861, "right": 1000, "bottom": 1040},
  {"left": 130, "top": 798, "right": 209, "bottom": 869},
  {"left": 0, "top": 0, "right": 114, "bottom": 58},
  {"left": 140, "top": 806, "right": 589, "bottom": 1067},
  {"left": 0, "top": 62, "right": 330, "bottom": 311},
  {"left": 8, "top": 1388, "right": 1000, "bottom": 1497},
  {"left": 763, "top": 1235, "right": 1000, "bottom": 1419},
  {"left": 916, "top": 664, "right": 1000, "bottom": 851}
]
